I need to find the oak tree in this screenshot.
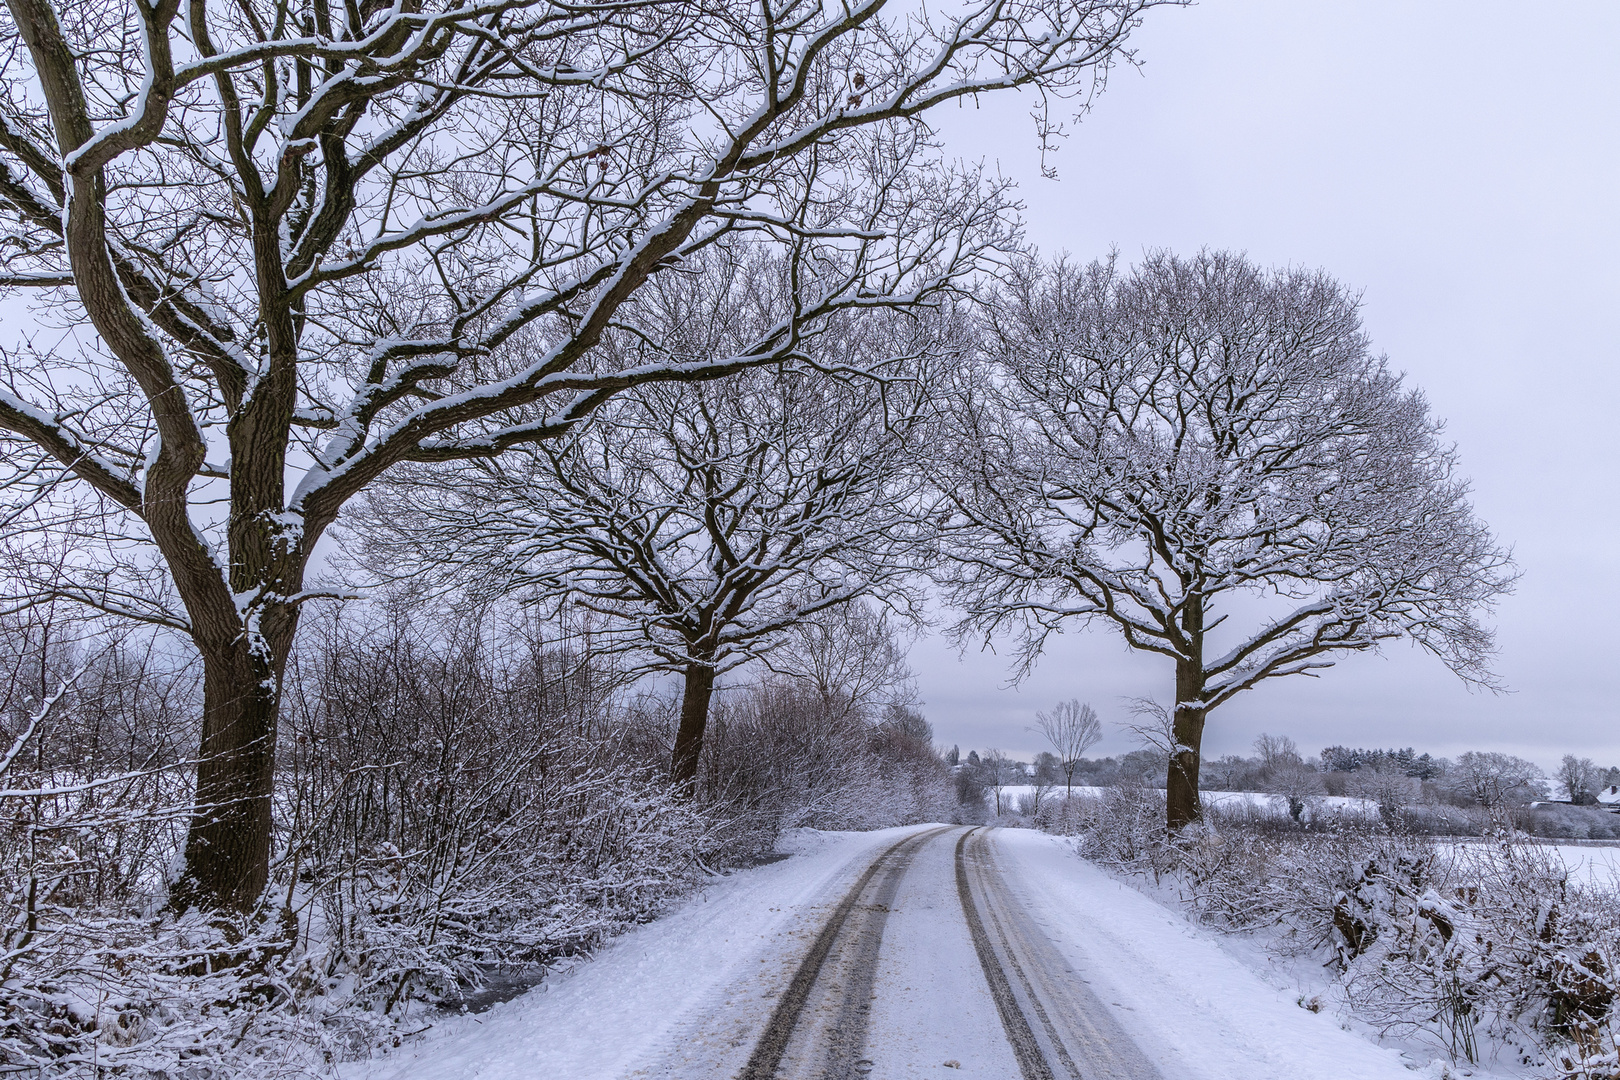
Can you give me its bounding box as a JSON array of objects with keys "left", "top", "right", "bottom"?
[
  {"left": 937, "top": 251, "right": 1515, "bottom": 832},
  {"left": 0, "top": 0, "right": 1167, "bottom": 907},
  {"left": 353, "top": 264, "right": 946, "bottom": 787}
]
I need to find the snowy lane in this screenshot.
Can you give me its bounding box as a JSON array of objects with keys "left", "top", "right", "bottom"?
[
  {"left": 358, "top": 826, "right": 1433, "bottom": 1080},
  {"left": 958, "top": 829, "right": 1163, "bottom": 1080},
  {"left": 860, "top": 828, "right": 1023, "bottom": 1079},
  {"left": 740, "top": 826, "right": 958, "bottom": 1079},
  {"left": 737, "top": 825, "right": 1167, "bottom": 1080}
]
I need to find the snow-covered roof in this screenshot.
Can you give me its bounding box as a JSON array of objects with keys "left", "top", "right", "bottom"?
[{"left": 1598, "top": 784, "right": 1620, "bottom": 806}]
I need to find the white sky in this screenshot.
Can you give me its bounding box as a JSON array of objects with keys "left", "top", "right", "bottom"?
[{"left": 914, "top": 0, "right": 1620, "bottom": 770}]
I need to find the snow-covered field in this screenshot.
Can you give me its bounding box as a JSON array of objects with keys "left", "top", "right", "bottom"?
[
  {"left": 1553, "top": 843, "right": 1620, "bottom": 885},
  {"left": 1202, "top": 790, "right": 1378, "bottom": 817},
  {"left": 990, "top": 785, "right": 1379, "bottom": 819},
  {"left": 1441, "top": 841, "right": 1620, "bottom": 887},
  {"left": 354, "top": 825, "right": 1456, "bottom": 1080}
]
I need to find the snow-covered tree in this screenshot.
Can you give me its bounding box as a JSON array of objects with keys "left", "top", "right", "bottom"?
[
  {"left": 1268, "top": 760, "right": 1325, "bottom": 821},
  {"left": 935, "top": 251, "right": 1516, "bottom": 832},
  {"left": 1320, "top": 745, "right": 1445, "bottom": 780},
  {"left": 1556, "top": 754, "right": 1599, "bottom": 804},
  {"left": 0, "top": 0, "right": 1166, "bottom": 908},
  {"left": 1344, "top": 767, "right": 1419, "bottom": 819},
  {"left": 1442, "top": 751, "right": 1547, "bottom": 808},
  {"left": 979, "top": 747, "right": 1016, "bottom": 815},
  {"left": 353, "top": 282, "right": 945, "bottom": 787},
  {"left": 766, "top": 600, "right": 919, "bottom": 722}
]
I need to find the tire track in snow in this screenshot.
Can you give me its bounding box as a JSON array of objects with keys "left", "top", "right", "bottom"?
[
  {"left": 956, "top": 828, "right": 1055, "bottom": 1080},
  {"left": 740, "top": 825, "right": 954, "bottom": 1079},
  {"left": 957, "top": 827, "right": 1164, "bottom": 1080}
]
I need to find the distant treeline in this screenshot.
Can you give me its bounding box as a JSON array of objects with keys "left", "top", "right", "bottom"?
[{"left": 1319, "top": 746, "right": 1446, "bottom": 779}]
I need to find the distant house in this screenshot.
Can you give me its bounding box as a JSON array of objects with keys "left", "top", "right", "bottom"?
[{"left": 1598, "top": 784, "right": 1620, "bottom": 807}]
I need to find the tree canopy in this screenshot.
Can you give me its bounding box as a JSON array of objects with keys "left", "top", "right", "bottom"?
[{"left": 935, "top": 250, "right": 1516, "bottom": 830}]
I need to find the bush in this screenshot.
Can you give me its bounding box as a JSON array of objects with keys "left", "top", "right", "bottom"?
[
  {"left": 0, "top": 602, "right": 728, "bottom": 1076},
  {"left": 0, "top": 592, "right": 959, "bottom": 1076},
  {"left": 1514, "top": 803, "right": 1620, "bottom": 841},
  {"left": 697, "top": 681, "right": 959, "bottom": 843},
  {"left": 1058, "top": 793, "right": 1620, "bottom": 1076}
]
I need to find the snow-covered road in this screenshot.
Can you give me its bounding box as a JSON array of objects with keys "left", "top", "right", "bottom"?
[{"left": 356, "top": 826, "right": 1439, "bottom": 1080}]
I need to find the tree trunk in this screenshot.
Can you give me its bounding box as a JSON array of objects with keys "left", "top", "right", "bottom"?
[
  {"left": 169, "top": 640, "right": 283, "bottom": 912},
  {"left": 1166, "top": 594, "right": 1207, "bottom": 834},
  {"left": 670, "top": 661, "right": 716, "bottom": 791},
  {"left": 165, "top": 521, "right": 303, "bottom": 912},
  {"left": 1166, "top": 694, "right": 1206, "bottom": 833}
]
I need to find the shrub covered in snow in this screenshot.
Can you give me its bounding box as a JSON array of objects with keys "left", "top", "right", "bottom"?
[
  {"left": 0, "top": 590, "right": 960, "bottom": 1076},
  {"left": 1515, "top": 803, "right": 1620, "bottom": 842},
  {"left": 0, "top": 607, "right": 727, "bottom": 1076},
  {"left": 1061, "top": 787, "right": 1620, "bottom": 1077},
  {"left": 696, "top": 681, "right": 960, "bottom": 846}
]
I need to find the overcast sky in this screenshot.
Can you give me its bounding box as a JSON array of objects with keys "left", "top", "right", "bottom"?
[{"left": 912, "top": 0, "right": 1620, "bottom": 771}]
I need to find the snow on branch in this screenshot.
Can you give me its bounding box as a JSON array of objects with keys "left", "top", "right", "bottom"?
[
  {"left": 933, "top": 252, "right": 1514, "bottom": 829},
  {"left": 936, "top": 251, "right": 1515, "bottom": 702}
]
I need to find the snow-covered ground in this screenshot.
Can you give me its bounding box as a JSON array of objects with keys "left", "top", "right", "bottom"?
[
  {"left": 1441, "top": 841, "right": 1620, "bottom": 888},
  {"left": 993, "top": 830, "right": 1453, "bottom": 1079},
  {"left": 347, "top": 825, "right": 929, "bottom": 1080},
  {"left": 352, "top": 825, "right": 1455, "bottom": 1080},
  {"left": 1552, "top": 843, "right": 1620, "bottom": 885},
  {"left": 989, "top": 784, "right": 1378, "bottom": 819}
]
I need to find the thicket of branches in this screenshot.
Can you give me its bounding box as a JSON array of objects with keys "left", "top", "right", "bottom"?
[{"left": 0, "top": 591, "right": 955, "bottom": 1074}]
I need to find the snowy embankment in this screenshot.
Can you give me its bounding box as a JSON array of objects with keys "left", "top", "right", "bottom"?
[
  {"left": 353, "top": 824, "right": 1440, "bottom": 1080},
  {"left": 994, "top": 831, "right": 1447, "bottom": 1080}
]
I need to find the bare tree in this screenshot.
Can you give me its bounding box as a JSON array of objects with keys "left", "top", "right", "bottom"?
[
  {"left": 1032, "top": 698, "right": 1100, "bottom": 798},
  {"left": 936, "top": 251, "right": 1516, "bottom": 832},
  {"left": 767, "top": 600, "right": 918, "bottom": 721},
  {"left": 1556, "top": 754, "right": 1599, "bottom": 804},
  {"left": 0, "top": 0, "right": 1168, "bottom": 909},
  {"left": 352, "top": 302, "right": 943, "bottom": 788},
  {"left": 1268, "top": 761, "right": 1325, "bottom": 822},
  {"left": 1253, "top": 733, "right": 1301, "bottom": 769},
  {"left": 1250, "top": 733, "right": 1322, "bottom": 820},
  {"left": 980, "top": 747, "right": 1014, "bottom": 817},
  {"left": 1442, "top": 751, "right": 1547, "bottom": 809}
]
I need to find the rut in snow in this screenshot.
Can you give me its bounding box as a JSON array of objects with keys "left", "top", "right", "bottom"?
[
  {"left": 742, "top": 826, "right": 1162, "bottom": 1080},
  {"left": 958, "top": 827, "right": 1163, "bottom": 1080},
  {"left": 740, "top": 827, "right": 952, "bottom": 1079}
]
